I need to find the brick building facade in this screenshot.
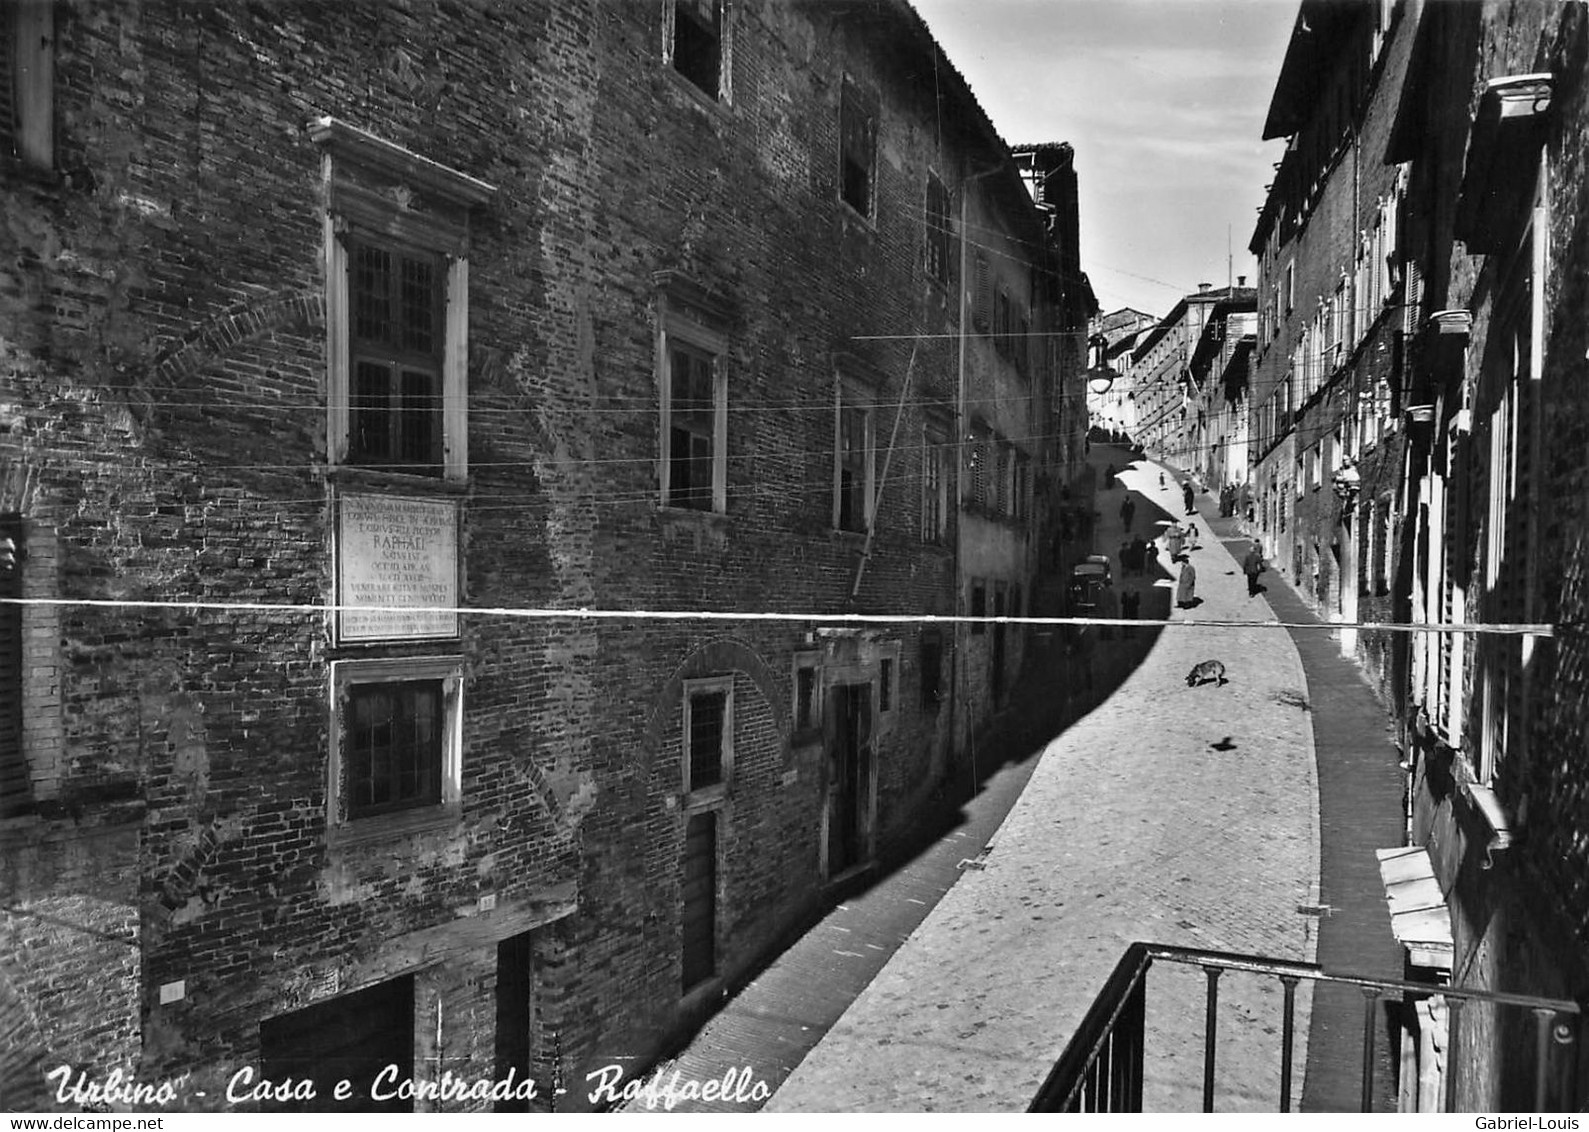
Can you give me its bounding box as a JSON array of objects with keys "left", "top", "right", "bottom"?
[
  {"left": 1390, "top": 0, "right": 1589, "bottom": 1110},
  {"left": 1252, "top": 0, "right": 1589, "bottom": 1109},
  {"left": 1248, "top": 0, "right": 1412, "bottom": 670},
  {"left": 0, "top": 0, "right": 1085, "bottom": 1112}
]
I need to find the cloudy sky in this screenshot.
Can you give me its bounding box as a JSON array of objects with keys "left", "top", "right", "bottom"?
[{"left": 912, "top": 0, "right": 1300, "bottom": 319}]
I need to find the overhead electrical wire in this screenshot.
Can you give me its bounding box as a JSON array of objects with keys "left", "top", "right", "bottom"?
[{"left": 0, "top": 596, "right": 1555, "bottom": 638}]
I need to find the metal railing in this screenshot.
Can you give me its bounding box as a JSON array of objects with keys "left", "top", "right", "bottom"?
[{"left": 1028, "top": 942, "right": 1582, "bottom": 1113}]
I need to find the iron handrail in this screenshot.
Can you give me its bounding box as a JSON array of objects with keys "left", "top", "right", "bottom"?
[
  {"left": 1143, "top": 943, "right": 1583, "bottom": 1014},
  {"left": 1029, "top": 940, "right": 1583, "bottom": 1114}
]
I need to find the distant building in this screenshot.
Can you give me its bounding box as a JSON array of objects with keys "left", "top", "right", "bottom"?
[
  {"left": 1128, "top": 283, "right": 1254, "bottom": 471},
  {"left": 1087, "top": 307, "right": 1158, "bottom": 439},
  {"left": 1186, "top": 297, "right": 1257, "bottom": 495}
]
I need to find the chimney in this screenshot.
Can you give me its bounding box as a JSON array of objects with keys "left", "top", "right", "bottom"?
[
  {"left": 1237, "top": 274, "right": 1247, "bottom": 287},
  {"left": 1198, "top": 282, "right": 1212, "bottom": 293}
]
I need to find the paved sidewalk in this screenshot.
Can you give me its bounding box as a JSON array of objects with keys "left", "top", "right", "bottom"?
[
  {"left": 616, "top": 748, "right": 1047, "bottom": 1112},
  {"left": 768, "top": 456, "right": 1322, "bottom": 1112},
  {"left": 1207, "top": 513, "right": 1404, "bottom": 1111}
]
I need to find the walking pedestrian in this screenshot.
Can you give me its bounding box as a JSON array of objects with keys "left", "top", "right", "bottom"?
[
  {"left": 1119, "top": 496, "right": 1136, "bottom": 531},
  {"left": 1120, "top": 587, "right": 1140, "bottom": 637},
  {"left": 1104, "top": 463, "right": 1116, "bottom": 489},
  {"left": 1175, "top": 561, "right": 1198, "bottom": 609},
  {"left": 1119, "top": 540, "right": 1132, "bottom": 577},
  {"left": 1130, "top": 536, "right": 1149, "bottom": 576},
  {"left": 1164, "top": 522, "right": 1185, "bottom": 561},
  {"left": 1242, "top": 541, "right": 1267, "bottom": 597},
  {"left": 1144, "top": 540, "right": 1160, "bottom": 572},
  {"left": 1099, "top": 582, "right": 1117, "bottom": 640},
  {"left": 1159, "top": 472, "right": 1166, "bottom": 489},
  {"left": 1182, "top": 480, "right": 1196, "bottom": 515}
]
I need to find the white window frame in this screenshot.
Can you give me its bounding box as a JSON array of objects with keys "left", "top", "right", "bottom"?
[
  {"left": 658, "top": 313, "right": 729, "bottom": 513},
  {"left": 313, "top": 119, "right": 494, "bottom": 485},
  {"left": 683, "top": 676, "right": 734, "bottom": 803},
  {"left": 833, "top": 383, "right": 875, "bottom": 533},
  {"left": 328, "top": 656, "right": 464, "bottom": 839}
]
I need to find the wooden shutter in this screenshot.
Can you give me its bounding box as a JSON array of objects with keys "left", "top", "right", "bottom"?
[
  {"left": 0, "top": 5, "right": 15, "bottom": 155},
  {"left": 0, "top": 516, "right": 26, "bottom": 817},
  {"left": 681, "top": 811, "right": 717, "bottom": 990}
]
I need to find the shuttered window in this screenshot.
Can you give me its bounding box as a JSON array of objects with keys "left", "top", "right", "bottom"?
[
  {"left": 0, "top": 515, "right": 26, "bottom": 817},
  {"left": 924, "top": 174, "right": 951, "bottom": 284}
]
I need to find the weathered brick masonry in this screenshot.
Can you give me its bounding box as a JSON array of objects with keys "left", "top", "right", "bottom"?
[
  {"left": 0, "top": 0, "right": 1079, "bottom": 1111},
  {"left": 1255, "top": 0, "right": 1589, "bottom": 1108}
]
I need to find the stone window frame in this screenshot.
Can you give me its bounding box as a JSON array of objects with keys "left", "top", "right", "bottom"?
[
  {"left": 311, "top": 118, "right": 496, "bottom": 486},
  {"left": 682, "top": 676, "right": 734, "bottom": 805},
  {"left": 662, "top": 0, "right": 732, "bottom": 104},
  {"left": 328, "top": 656, "right": 464, "bottom": 843}
]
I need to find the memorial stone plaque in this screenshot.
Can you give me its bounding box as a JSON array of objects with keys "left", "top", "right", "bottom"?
[{"left": 337, "top": 492, "right": 460, "bottom": 642}]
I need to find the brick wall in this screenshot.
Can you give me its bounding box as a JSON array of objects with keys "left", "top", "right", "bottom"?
[{"left": 0, "top": 0, "right": 1066, "bottom": 1110}]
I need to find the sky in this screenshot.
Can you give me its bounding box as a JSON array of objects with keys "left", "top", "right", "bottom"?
[{"left": 911, "top": 0, "right": 1300, "bottom": 320}]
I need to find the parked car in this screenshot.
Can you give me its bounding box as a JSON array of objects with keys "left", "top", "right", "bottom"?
[{"left": 1067, "top": 560, "right": 1110, "bottom": 615}]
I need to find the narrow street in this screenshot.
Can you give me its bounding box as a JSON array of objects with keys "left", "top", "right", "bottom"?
[{"left": 631, "top": 443, "right": 1405, "bottom": 1112}]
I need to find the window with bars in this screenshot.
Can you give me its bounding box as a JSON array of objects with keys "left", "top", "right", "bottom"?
[
  {"left": 839, "top": 79, "right": 876, "bottom": 219},
  {"left": 835, "top": 397, "right": 872, "bottom": 533},
  {"left": 684, "top": 679, "right": 732, "bottom": 796},
  {"left": 348, "top": 239, "right": 445, "bottom": 474},
  {"left": 994, "top": 289, "right": 1011, "bottom": 357},
  {"left": 925, "top": 173, "right": 951, "bottom": 284},
  {"left": 670, "top": 0, "right": 723, "bottom": 99}
]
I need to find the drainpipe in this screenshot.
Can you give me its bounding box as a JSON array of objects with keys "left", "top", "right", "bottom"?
[{"left": 954, "top": 162, "right": 1001, "bottom": 778}]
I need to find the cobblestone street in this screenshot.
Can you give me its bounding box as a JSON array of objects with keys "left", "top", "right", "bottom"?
[{"left": 766, "top": 451, "right": 1324, "bottom": 1111}]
